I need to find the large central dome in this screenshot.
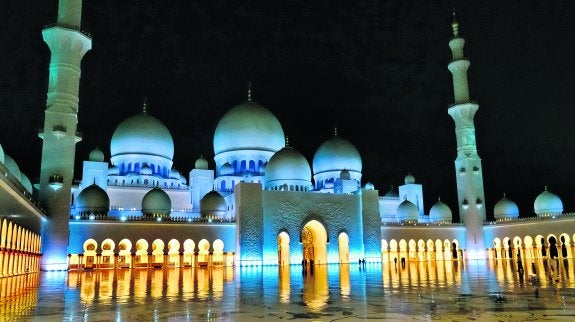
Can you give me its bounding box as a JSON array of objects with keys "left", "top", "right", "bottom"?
[
  {"left": 213, "top": 101, "right": 284, "bottom": 155},
  {"left": 110, "top": 112, "right": 174, "bottom": 161}
]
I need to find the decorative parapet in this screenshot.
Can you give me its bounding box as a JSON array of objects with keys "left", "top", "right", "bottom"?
[
  {"left": 69, "top": 214, "right": 235, "bottom": 223},
  {"left": 485, "top": 212, "right": 575, "bottom": 225},
  {"left": 382, "top": 221, "right": 464, "bottom": 227}
]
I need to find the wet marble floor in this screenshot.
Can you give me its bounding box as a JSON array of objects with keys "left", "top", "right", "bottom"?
[{"left": 3, "top": 258, "right": 575, "bottom": 321}]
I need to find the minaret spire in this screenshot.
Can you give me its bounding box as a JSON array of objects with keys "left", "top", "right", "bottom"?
[
  {"left": 38, "top": 0, "right": 92, "bottom": 270},
  {"left": 446, "top": 14, "right": 487, "bottom": 259}
]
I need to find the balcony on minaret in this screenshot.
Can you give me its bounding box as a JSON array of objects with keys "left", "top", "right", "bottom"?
[
  {"left": 75, "top": 130, "right": 82, "bottom": 143},
  {"left": 49, "top": 174, "right": 64, "bottom": 190},
  {"left": 52, "top": 124, "right": 67, "bottom": 139},
  {"left": 37, "top": 125, "right": 82, "bottom": 142},
  {"left": 43, "top": 22, "right": 91, "bottom": 38},
  {"left": 476, "top": 198, "right": 483, "bottom": 208}
]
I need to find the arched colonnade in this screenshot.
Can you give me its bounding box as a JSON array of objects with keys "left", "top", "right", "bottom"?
[
  {"left": 0, "top": 218, "right": 41, "bottom": 277},
  {"left": 70, "top": 237, "right": 233, "bottom": 270}
]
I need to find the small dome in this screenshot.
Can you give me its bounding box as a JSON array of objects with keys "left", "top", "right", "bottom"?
[
  {"left": 108, "top": 165, "right": 119, "bottom": 175},
  {"left": 89, "top": 147, "right": 105, "bottom": 162},
  {"left": 195, "top": 155, "right": 209, "bottom": 170},
  {"left": 200, "top": 190, "right": 227, "bottom": 214},
  {"left": 20, "top": 173, "right": 33, "bottom": 194},
  {"left": 384, "top": 186, "right": 399, "bottom": 198},
  {"left": 3, "top": 154, "right": 21, "bottom": 181},
  {"left": 265, "top": 147, "right": 311, "bottom": 186},
  {"left": 396, "top": 199, "right": 418, "bottom": 222},
  {"left": 76, "top": 184, "right": 110, "bottom": 214},
  {"left": 494, "top": 195, "right": 519, "bottom": 219},
  {"left": 142, "top": 187, "right": 171, "bottom": 216},
  {"left": 364, "top": 182, "right": 375, "bottom": 190},
  {"left": 429, "top": 200, "right": 452, "bottom": 222},
  {"left": 313, "top": 136, "right": 362, "bottom": 175},
  {"left": 340, "top": 169, "right": 351, "bottom": 180},
  {"left": 170, "top": 168, "right": 181, "bottom": 179},
  {"left": 110, "top": 112, "right": 174, "bottom": 161},
  {"left": 404, "top": 173, "right": 415, "bottom": 184},
  {"left": 534, "top": 188, "right": 563, "bottom": 216},
  {"left": 140, "top": 164, "right": 152, "bottom": 175},
  {"left": 220, "top": 162, "right": 234, "bottom": 176},
  {"left": 213, "top": 101, "right": 284, "bottom": 155}
]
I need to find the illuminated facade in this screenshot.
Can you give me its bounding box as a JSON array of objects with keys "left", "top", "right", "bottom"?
[{"left": 2, "top": 1, "right": 575, "bottom": 277}]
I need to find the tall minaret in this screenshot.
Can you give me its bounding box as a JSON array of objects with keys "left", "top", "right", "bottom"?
[
  {"left": 447, "top": 12, "right": 486, "bottom": 259},
  {"left": 38, "top": 0, "right": 92, "bottom": 270}
]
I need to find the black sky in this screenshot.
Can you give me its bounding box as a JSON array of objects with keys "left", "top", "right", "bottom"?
[{"left": 1, "top": 0, "right": 575, "bottom": 221}]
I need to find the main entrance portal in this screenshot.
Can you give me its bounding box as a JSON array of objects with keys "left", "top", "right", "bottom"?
[{"left": 301, "top": 220, "right": 327, "bottom": 265}]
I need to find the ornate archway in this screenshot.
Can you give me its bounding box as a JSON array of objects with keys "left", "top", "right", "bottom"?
[{"left": 301, "top": 220, "right": 327, "bottom": 265}]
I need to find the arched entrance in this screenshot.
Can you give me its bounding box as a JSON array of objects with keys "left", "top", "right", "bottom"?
[
  {"left": 278, "top": 231, "right": 290, "bottom": 265},
  {"left": 301, "top": 220, "right": 327, "bottom": 265}
]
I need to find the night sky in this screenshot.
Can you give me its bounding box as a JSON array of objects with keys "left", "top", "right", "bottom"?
[{"left": 2, "top": 0, "right": 575, "bottom": 221}]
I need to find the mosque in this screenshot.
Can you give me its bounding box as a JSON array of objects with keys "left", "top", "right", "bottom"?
[{"left": 1, "top": 0, "right": 575, "bottom": 275}]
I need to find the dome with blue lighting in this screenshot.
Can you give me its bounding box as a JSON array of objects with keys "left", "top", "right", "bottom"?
[
  {"left": 312, "top": 136, "right": 362, "bottom": 176},
  {"left": 76, "top": 184, "right": 110, "bottom": 214},
  {"left": 265, "top": 147, "right": 311, "bottom": 190},
  {"left": 142, "top": 187, "right": 171, "bottom": 216},
  {"left": 195, "top": 156, "right": 209, "bottom": 170},
  {"left": 89, "top": 147, "right": 105, "bottom": 162},
  {"left": 220, "top": 162, "right": 234, "bottom": 175},
  {"left": 396, "top": 199, "right": 418, "bottom": 222},
  {"left": 534, "top": 188, "right": 563, "bottom": 216},
  {"left": 429, "top": 200, "right": 452, "bottom": 222},
  {"left": 110, "top": 112, "right": 174, "bottom": 161},
  {"left": 213, "top": 101, "right": 284, "bottom": 155},
  {"left": 404, "top": 173, "right": 416, "bottom": 184},
  {"left": 200, "top": 190, "right": 227, "bottom": 214},
  {"left": 494, "top": 195, "right": 519, "bottom": 220}
]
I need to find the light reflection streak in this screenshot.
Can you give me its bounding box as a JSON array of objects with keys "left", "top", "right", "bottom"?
[{"left": 4, "top": 259, "right": 575, "bottom": 320}]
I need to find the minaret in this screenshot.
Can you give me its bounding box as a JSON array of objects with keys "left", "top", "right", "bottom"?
[
  {"left": 38, "top": 0, "right": 92, "bottom": 270},
  {"left": 447, "top": 12, "right": 486, "bottom": 259}
]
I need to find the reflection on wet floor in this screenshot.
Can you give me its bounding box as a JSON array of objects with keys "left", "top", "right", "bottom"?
[{"left": 2, "top": 258, "right": 575, "bottom": 320}]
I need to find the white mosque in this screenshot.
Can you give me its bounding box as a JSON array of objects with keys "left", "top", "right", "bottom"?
[{"left": 1, "top": 1, "right": 575, "bottom": 275}]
